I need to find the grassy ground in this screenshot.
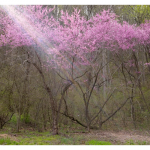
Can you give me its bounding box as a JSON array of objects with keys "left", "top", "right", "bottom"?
[{"left": 0, "top": 127, "right": 150, "bottom": 145}]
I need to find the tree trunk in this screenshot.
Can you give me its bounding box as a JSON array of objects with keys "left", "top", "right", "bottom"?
[
  {"left": 87, "top": 125, "right": 90, "bottom": 132},
  {"left": 17, "top": 113, "right": 21, "bottom": 132},
  {"left": 52, "top": 114, "right": 58, "bottom": 135},
  {"left": 32, "top": 60, "right": 59, "bottom": 135},
  {"left": 50, "top": 97, "right": 58, "bottom": 135},
  {"left": 103, "top": 49, "right": 107, "bottom": 103},
  {"left": 85, "top": 103, "right": 91, "bottom": 132},
  {"left": 0, "top": 121, "right": 3, "bottom": 129}
]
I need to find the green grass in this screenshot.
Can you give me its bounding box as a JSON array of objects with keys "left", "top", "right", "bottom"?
[
  {"left": 60, "top": 137, "right": 74, "bottom": 145},
  {"left": 125, "top": 139, "right": 148, "bottom": 145},
  {"left": 85, "top": 140, "right": 112, "bottom": 145},
  {"left": 0, "top": 138, "right": 19, "bottom": 145},
  {"left": 1, "top": 135, "right": 148, "bottom": 145},
  {"left": 0, "top": 135, "right": 60, "bottom": 145},
  {"left": 19, "top": 133, "right": 61, "bottom": 145}
]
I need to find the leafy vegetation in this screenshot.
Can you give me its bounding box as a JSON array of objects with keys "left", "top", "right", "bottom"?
[{"left": 85, "top": 140, "right": 112, "bottom": 145}]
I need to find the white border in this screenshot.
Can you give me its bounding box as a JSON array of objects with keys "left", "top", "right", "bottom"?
[{"left": 1, "top": 145, "right": 150, "bottom": 150}]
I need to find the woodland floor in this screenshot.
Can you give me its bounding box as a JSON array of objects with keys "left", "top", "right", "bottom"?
[{"left": 0, "top": 127, "right": 150, "bottom": 145}]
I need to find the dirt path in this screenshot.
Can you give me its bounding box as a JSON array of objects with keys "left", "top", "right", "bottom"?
[
  {"left": 84, "top": 130, "right": 150, "bottom": 144},
  {"left": 107, "top": 132, "right": 150, "bottom": 143}
]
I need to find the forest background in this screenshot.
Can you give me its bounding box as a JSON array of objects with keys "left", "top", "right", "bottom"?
[{"left": 0, "top": 5, "right": 150, "bottom": 140}]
